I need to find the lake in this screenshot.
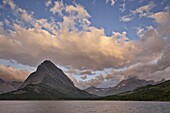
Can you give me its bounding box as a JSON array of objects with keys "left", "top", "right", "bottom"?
[{"left": 0, "top": 101, "right": 169, "bottom": 113}]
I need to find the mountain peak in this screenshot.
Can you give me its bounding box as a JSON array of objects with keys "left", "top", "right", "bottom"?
[
  {"left": 20, "top": 60, "right": 74, "bottom": 89},
  {"left": 38, "top": 60, "right": 60, "bottom": 69},
  {"left": 35, "top": 60, "right": 63, "bottom": 75},
  {"left": 41, "top": 60, "right": 54, "bottom": 65}
]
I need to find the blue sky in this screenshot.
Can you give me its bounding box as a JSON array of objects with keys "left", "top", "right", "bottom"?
[{"left": 0, "top": 0, "right": 169, "bottom": 88}]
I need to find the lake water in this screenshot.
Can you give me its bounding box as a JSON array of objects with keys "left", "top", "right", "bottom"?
[{"left": 0, "top": 101, "right": 169, "bottom": 113}]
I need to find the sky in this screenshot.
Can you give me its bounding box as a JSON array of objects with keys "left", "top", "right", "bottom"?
[{"left": 0, "top": 0, "right": 170, "bottom": 89}]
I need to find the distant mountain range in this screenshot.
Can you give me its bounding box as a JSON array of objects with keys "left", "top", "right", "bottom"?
[
  {"left": 0, "top": 60, "right": 94, "bottom": 100},
  {"left": 0, "top": 78, "right": 22, "bottom": 94},
  {"left": 85, "top": 77, "right": 163, "bottom": 96},
  {"left": 85, "top": 86, "right": 112, "bottom": 96},
  {"left": 0, "top": 60, "right": 169, "bottom": 101},
  {"left": 100, "top": 79, "right": 170, "bottom": 101}
]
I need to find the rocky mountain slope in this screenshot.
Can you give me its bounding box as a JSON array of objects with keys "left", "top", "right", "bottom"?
[{"left": 101, "top": 79, "right": 170, "bottom": 101}]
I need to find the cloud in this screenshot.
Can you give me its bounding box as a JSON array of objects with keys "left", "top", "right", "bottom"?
[
  {"left": 106, "top": 0, "right": 116, "bottom": 6},
  {"left": 111, "top": 51, "right": 170, "bottom": 82},
  {"left": 120, "top": 2, "right": 155, "bottom": 22},
  {"left": 50, "top": 1, "right": 64, "bottom": 15},
  {"left": 4, "top": 19, "right": 10, "bottom": 25},
  {"left": 135, "top": 28, "right": 167, "bottom": 62},
  {"left": 120, "top": 15, "right": 133, "bottom": 22},
  {"left": 77, "top": 73, "right": 122, "bottom": 88},
  {"left": 111, "top": 28, "right": 170, "bottom": 80},
  {"left": 149, "top": 11, "right": 170, "bottom": 37},
  {"left": 0, "top": 64, "right": 30, "bottom": 81},
  {"left": 0, "top": 23, "right": 135, "bottom": 70},
  {"left": 136, "top": 27, "right": 145, "bottom": 37},
  {"left": 77, "top": 75, "right": 105, "bottom": 88},
  {"left": 79, "top": 70, "right": 93, "bottom": 75},
  {"left": 3, "top": 0, "right": 16, "bottom": 10},
  {"left": 20, "top": 11, "right": 33, "bottom": 22},
  {"left": 49, "top": 2, "right": 91, "bottom": 32},
  {"left": 149, "top": 11, "right": 170, "bottom": 24},
  {"left": 45, "top": 0, "right": 52, "bottom": 7},
  {"left": 80, "top": 75, "right": 87, "bottom": 80},
  {"left": 63, "top": 4, "right": 91, "bottom": 32},
  {"left": 0, "top": 22, "right": 5, "bottom": 34},
  {"left": 3, "top": 0, "right": 33, "bottom": 22},
  {"left": 132, "top": 2, "right": 155, "bottom": 17},
  {"left": 65, "top": 4, "right": 90, "bottom": 18},
  {"left": 50, "top": 1, "right": 91, "bottom": 20},
  {"left": 119, "top": 1, "right": 126, "bottom": 12}
]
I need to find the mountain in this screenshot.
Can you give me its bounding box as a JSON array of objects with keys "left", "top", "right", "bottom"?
[
  {"left": 20, "top": 60, "right": 75, "bottom": 89},
  {"left": 0, "top": 78, "right": 22, "bottom": 94},
  {"left": 85, "top": 86, "right": 111, "bottom": 96},
  {"left": 104, "top": 77, "right": 156, "bottom": 96},
  {"left": 101, "top": 79, "right": 170, "bottom": 101},
  {"left": 85, "top": 77, "right": 157, "bottom": 96},
  {"left": 0, "top": 60, "right": 95, "bottom": 100}
]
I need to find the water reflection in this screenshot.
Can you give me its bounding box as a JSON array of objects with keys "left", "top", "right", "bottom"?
[{"left": 0, "top": 101, "right": 169, "bottom": 113}]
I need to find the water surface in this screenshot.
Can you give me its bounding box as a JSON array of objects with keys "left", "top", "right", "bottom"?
[{"left": 0, "top": 101, "right": 169, "bottom": 113}]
